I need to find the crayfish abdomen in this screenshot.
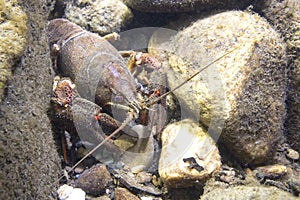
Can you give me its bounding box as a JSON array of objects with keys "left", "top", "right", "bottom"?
[{"left": 48, "top": 18, "right": 139, "bottom": 108}]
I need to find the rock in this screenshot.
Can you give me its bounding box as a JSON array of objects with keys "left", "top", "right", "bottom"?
[
  {"left": 0, "top": 0, "right": 61, "bottom": 199},
  {"left": 122, "top": 0, "right": 252, "bottom": 13},
  {"left": 111, "top": 169, "right": 162, "bottom": 196},
  {"left": 149, "top": 10, "right": 287, "bottom": 165},
  {"left": 136, "top": 171, "right": 152, "bottom": 184},
  {"left": 114, "top": 187, "right": 139, "bottom": 200},
  {"left": 57, "top": 184, "right": 86, "bottom": 200},
  {"left": 285, "top": 148, "right": 299, "bottom": 161},
  {"left": 257, "top": 0, "right": 300, "bottom": 153},
  {"left": 75, "top": 164, "right": 112, "bottom": 196},
  {"left": 0, "top": 0, "right": 27, "bottom": 102},
  {"left": 254, "top": 164, "right": 288, "bottom": 180},
  {"left": 65, "top": 0, "right": 133, "bottom": 35},
  {"left": 158, "top": 119, "right": 221, "bottom": 188},
  {"left": 200, "top": 186, "right": 298, "bottom": 200}
]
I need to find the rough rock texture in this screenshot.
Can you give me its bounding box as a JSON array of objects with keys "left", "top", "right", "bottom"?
[
  {"left": 114, "top": 187, "right": 139, "bottom": 200},
  {"left": 0, "top": 0, "right": 61, "bottom": 199},
  {"left": 200, "top": 186, "right": 298, "bottom": 200},
  {"left": 65, "top": 0, "right": 132, "bottom": 35},
  {"left": 159, "top": 119, "right": 221, "bottom": 188},
  {"left": 149, "top": 11, "right": 287, "bottom": 166},
  {"left": 75, "top": 164, "right": 112, "bottom": 196},
  {"left": 122, "top": 0, "right": 253, "bottom": 13},
  {"left": 0, "top": 0, "right": 27, "bottom": 102},
  {"left": 256, "top": 0, "right": 300, "bottom": 152}
]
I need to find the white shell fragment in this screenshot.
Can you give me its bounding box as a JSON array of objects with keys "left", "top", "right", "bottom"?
[
  {"left": 57, "top": 184, "right": 86, "bottom": 200},
  {"left": 159, "top": 119, "right": 221, "bottom": 188}
]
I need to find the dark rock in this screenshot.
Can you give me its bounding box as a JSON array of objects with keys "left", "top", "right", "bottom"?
[
  {"left": 75, "top": 164, "right": 112, "bottom": 196},
  {"left": 0, "top": 0, "right": 61, "bottom": 199},
  {"left": 122, "top": 0, "right": 252, "bottom": 13},
  {"left": 256, "top": 0, "right": 300, "bottom": 153}
]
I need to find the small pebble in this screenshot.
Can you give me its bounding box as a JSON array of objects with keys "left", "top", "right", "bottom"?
[
  {"left": 57, "top": 184, "right": 86, "bottom": 200},
  {"left": 285, "top": 148, "right": 299, "bottom": 160},
  {"left": 136, "top": 171, "right": 152, "bottom": 184},
  {"left": 254, "top": 164, "right": 287, "bottom": 180}
]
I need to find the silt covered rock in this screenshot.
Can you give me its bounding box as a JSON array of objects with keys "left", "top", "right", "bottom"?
[
  {"left": 75, "top": 164, "right": 112, "bottom": 196},
  {"left": 257, "top": 0, "right": 300, "bottom": 153},
  {"left": 122, "top": 0, "right": 252, "bottom": 13},
  {"left": 66, "top": 0, "right": 133, "bottom": 35},
  {"left": 200, "top": 186, "right": 298, "bottom": 200},
  {"left": 0, "top": 0, "right": 27, "bottom": 102},
  {"left": 149, "top": 11, "right": 287, "bottom": 165}
]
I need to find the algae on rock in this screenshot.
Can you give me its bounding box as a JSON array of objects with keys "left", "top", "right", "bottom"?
[
  {"left": 65, "top": 0, "right": 132, "bottom": 35},
  {"left": 149, "top": 11, "right": 287, "bottom": 165},
  {"left": 0, "top": 0, "right": 61, "bottom": 199},
  {"left": 0, "top": 0, "right": 27, "bottom": 102},
  {"left": 257, "top": 0, "right": 300, "bottom": 152}
]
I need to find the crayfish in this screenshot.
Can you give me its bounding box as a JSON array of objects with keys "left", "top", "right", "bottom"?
[
  {"left": 48, "top": 19, "right": 169, "bottom": 172},
  {"left": 48, "top": 18, "right": 238, "bottom": 178}
]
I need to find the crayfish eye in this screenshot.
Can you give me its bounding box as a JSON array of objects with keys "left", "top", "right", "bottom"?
[{"left": 114, "top": 95, "right": 124, "bottom": 103}]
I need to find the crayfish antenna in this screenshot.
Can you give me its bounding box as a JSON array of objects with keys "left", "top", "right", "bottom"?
[
  {"left": 55, "top": 112, "right": 135, "bottom": 183},
  {"left": 145, "top": 45, "right": 240, "bottom": 108}
]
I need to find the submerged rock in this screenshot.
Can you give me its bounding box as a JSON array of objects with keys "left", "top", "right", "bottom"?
[
  {"left": 57, "top": 184, "right": 86, "bottom": 200},
  {"left": 149, "top": 10, "right": 287, "bottom": 165},
  {"left": 257, "top": 0, "right": 300, "bottom": 153},
  {"left": 122, "top": 0, "right": 252, "bottom": 13},
  {"left": 200, "top": 186, "right": 298, "bottom": 200},
  {"left": 75, "top": 164, "right": 112, "bottom": 196},
  {"left": 114, "top": 187, "right": 139, "bottom": 200},
  {"left": 66, "top": 0, "right": 133, "bottom": 35},
  {"left": 0, "top": 0, "right": 27, "bottom": 102},
  {"left": 159, "top": 119, "right": 221, "bottom": 188},
  {"left": 0, "top": 0, "right": 61, "bottom": 199}
]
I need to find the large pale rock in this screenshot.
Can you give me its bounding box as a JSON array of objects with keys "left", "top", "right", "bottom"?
[
  {"left": 66, "top": 0, "right": 132, "bottom": 35},
  {"left": 149, "top": 11, "right": 287, "bottom": 165},
  {"left": 159, "top": 119, "right": 221, "bottom": 188}
]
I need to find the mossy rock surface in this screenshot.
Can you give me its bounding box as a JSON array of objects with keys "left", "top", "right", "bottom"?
[
  {"left": 258, "top": 0, "right": 300, "bottom": 152},
  {"left": 122, "top": 0, "right": 252, "bottom": 13},
  {"left": 65, "top": 0, "right": 133, "bottom": 35},
  {"left": 149, "top": 11, "right": 287, "bottom": 165},
  {"left": 0, "top": 0, "right": 61, "bottom": 199},
  {"left": 0, "top": 0, "right": 27, "bottom": 102}
]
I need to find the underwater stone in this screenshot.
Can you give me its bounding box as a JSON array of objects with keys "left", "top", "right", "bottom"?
[
  {"left": 200, "top": 186, "right": 298, "bottom": 200},
  {"left": 65, "top": 0, "right": 133, "bottom": 35},
  {"left": 0, "top": 0, "right": 27, "bottom": 102},
  {"left": 149, "top": 10, "right": 287, "bottom": 165},
  {"left": 75, "top": 163, "right": 112, "bottom": 196},
  {"left": 0, "top": 0, "right": 61, "bottom": 199},
  {"left": 258, "top": 0, "right": 300, "bottom": 153},
  {"left": 122, "top": 0, "right": 252, "bottom": 13},
  {"left": 159, "top": 119, "right": 221, "bottom": 188}
]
